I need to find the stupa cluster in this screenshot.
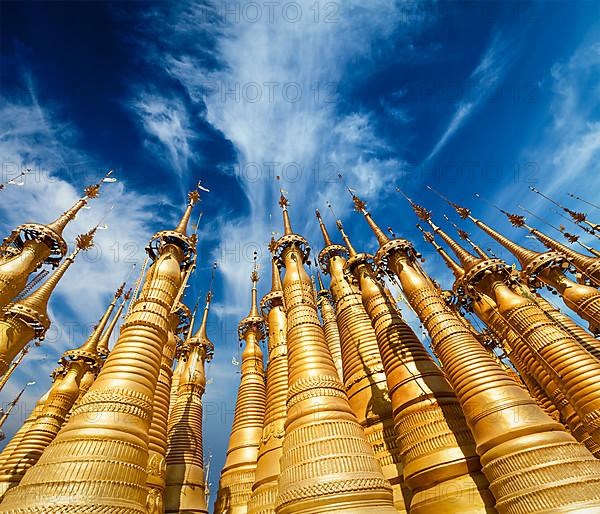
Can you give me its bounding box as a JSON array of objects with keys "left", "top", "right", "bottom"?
[{"left": 0, "top": 174, "right": 600, "bottom": 514}]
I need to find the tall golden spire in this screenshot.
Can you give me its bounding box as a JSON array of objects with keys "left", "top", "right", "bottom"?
[
  {"left": 0, "top": 386, "right": 29, "bottom": 440},
  {"left": 165, "top": 293, "right": 212, "bottom": 514},
  {"left": 0, "top": 189, "right": 199, "bottom": 512},
  {"left": 175, "top": 190, "right": 200, "bottom": 236},
  {"left": 272, "top": 194, "right": 397, "bottom": 514},
  {"left": 447, "top": 217, "right": 489, "bottom": 258},
  {"left": 400, "top": 191, "right": 482, "bottom": 271},
  {"left": 0, "top": 230, "right": 95, "bottom": 377},
  {"left": 0, "top": 281, "right": 125, "bottom": 497},
  {"left": 215, "top": 265, "right": 266, "bottom": 514},
  {"left": 48, "top": 171, "right": 113, "bottom": 236},
  {"left": 315, "top": 270, "right": 344, "bottom": 381},
  {"left": 0, "top": 172, "right": 112, "bottom": 309},
  {"left": 416, "top": 224, "right": 465, "bottom": 280},
  {"left": 315, "top": 208, "right": 333, "bottom": 246},
  {"left": 248, "top": 254, "right": 288, "bottom": 514},
  {"left": 279, "top": 193, "right": 293, "bottom": 236},
  {"left": 529, "top": 186, "right": 600, "bottom": 234},
  {"left": 354, "top": 192, "right": 600, "bottom": 513},
  {"left": 340, "top": 221, "right": 494, "bottom": 513},
  {"left": 336, "top": 219, "right": 358, "bottom": 257},
  {"left": 527, "top": 224, "right": 600, "bottom": 287},
  {"left": 317, "top": 213, "right": 408, "bottom": 512},
  {"left": 96, "top": 288, "right": 130, "bottom": 360},
  {"left": 0, "top": 346, "right": 29, "bottom": 393}
]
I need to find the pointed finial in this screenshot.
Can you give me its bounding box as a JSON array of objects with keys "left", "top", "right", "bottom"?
[
  {"left": 530, "top": 186, "right": 596, "bottom": 227},
  {"left": 336, "top": 220, "right": 357, "bottom": 257},
  {"left": 427, "top": 185, "right": 472, "bottom": 219},
  {"left": 239, "top": 253, "right": 266, "bottom": 340},
  {"left": 444, "top": 215, "right": 489, "bottom": 259},
  {"left": 249, "top": 253, "right": 260, "bottom": 318},
  {"left": 316, "top": 270, "right": 326, "bottom": 291},
  {"left": 194, "top": 288, "right": 213, "bottom": 342},
  {"left": 175, "top": 189, "right": 201, "bottom": 235},
  {"left": 397, "top": 187, "right": 432, "bottom": 221},
  {"left": 396, "top": 187, "right": 432, "bottom": 221},
  {"left": 529, "top": 186, "right": 566, "bottom": 210},
  {"left": 269, "top": 256, "right": 282, "bottom": 293},
  {"left": 416, "top": 224, "right": 465, "bottom": 279},
  {"left": 64, "top": 281, "right": 125, "bottom": 362},
  {"left": 347, "top": 189, "right": 390, "bottom": 246},
  {"left": 569, "top": 193, "right": 600, "bottom": 211},
  {"left": 47, "top": 170, "right": 115, "bottom": 236},
  {"left": 279, "top": 191, "right": 293, "bottom": 235},
  {"left": 97, "top": 288, "right": 130, "bottom": 359},
  {"left": 315, "top": 209, "right": 334, "bottom": 247}
]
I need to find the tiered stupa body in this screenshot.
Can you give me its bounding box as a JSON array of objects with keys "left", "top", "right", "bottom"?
[
  {"left": 214, "top": 269, "right": 266, "bottom": 514},
  {"left": 247, "top": 256, "right": 288, "bottom": 514},
  {"left": 0, "top": 281, "right": 121, "bottom": 497},
  {"left": 165, "top": 295, "right": 213, "bottom": 514},
  {"left": 315, "top": 272, "right": 343, "bottom": 381},
  {"left": 146, "top": 305, "right": 185, "bottom": 514},
  {"left": 315, "top": 211, "right": 408, "bottom": 512},
  {"left": 353, "top": 193, "right": 600, "bottom": 514},
  {"left": 63, "top": 288, "right": 129, "bottom": 428},
  {"left": 0, "top": 369, "right": 62, "bottom": 472},
  {"left": 337, "top": 221, "right": 495, "bottom": 513},
  {"left": 0, "top": 190, "right": 199, "bottom": 513},
  {"left": 273, "top": 194, "right": 397, "bottom": 514}
]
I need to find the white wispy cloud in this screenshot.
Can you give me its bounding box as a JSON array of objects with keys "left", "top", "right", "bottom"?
[
  {"left": 427, "top": 32, "right": 512, "bottom": 160},
  {"left": 542, "top": 42, "right": 600, "bottom": 192},
  {"left": 132, "top": 91, "right": 197, "bottom": 179},
  {"left": 501, "top": 38, "right": 600, "bottom": 216}
]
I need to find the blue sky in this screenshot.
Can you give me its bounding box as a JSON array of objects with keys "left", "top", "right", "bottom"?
[{"left": 1, "top": 0, "right": 600, "bottom": 506}]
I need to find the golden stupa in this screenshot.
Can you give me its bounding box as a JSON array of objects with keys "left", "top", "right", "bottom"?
[{"left": 1, "top": 175, "right": 600, "bottom": 514}]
